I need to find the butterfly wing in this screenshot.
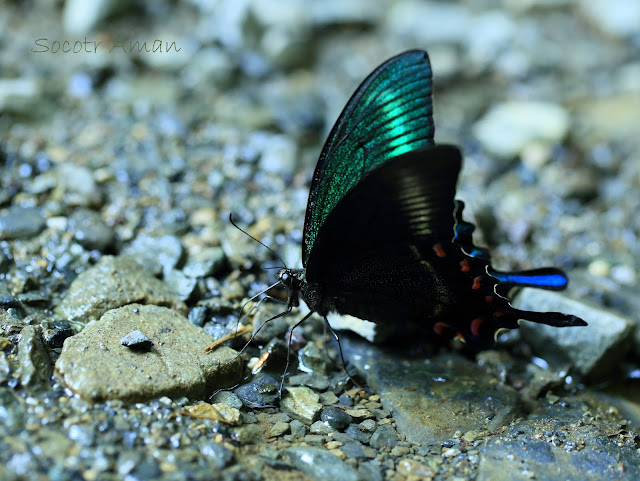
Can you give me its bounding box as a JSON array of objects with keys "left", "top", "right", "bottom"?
[
  {"left": 303, "top": 50, "right": 435, "bottom": 267},
  {"left": 305, "top": 145, "right": 585, "bottom": 347}
]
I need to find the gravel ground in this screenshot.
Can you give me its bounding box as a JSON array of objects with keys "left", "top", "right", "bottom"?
[{"left": 1, "top": 1, "right": 640, "bottom": 480}]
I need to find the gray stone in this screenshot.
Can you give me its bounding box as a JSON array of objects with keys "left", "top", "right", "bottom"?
[
  {"left": 251, "top": 315, "right": 289, "bottom": 343},
  {"left": 298, "top": 342, "right": 328, "bottom": 375},
  {"left": 122, "top": 234, "right": 183, "bottom": 276},
  {"left": 18, "top": 326, "right": 52, "bottom": 390},
  {"left": 55, "top": 255, "right": 187, "bottom": 324},
  {"left": 289, "top": 419, "right": 307, "bottom": 439},
  {"left": 473, "top": 101, "right": 569, "bottom": 158},
  {"left": 69, "top": 208, "right": 114, "bottom": 251},
  {"left": 284, "top": 446, "right": 360, "bottom": 481},
  {"left": 369, "top": 424, "right": 399, "bottom": 450},
  {"left": 120, "top": 330, "right": 152, "bottom": 351},
  {"left": 515, "top": 288, "right": 634, "bottom": 380},
  {"left": 55, "top": 304, "right": 241, "bottom": 402},
  {"left": 345, "top": 423, "right": 372, "bottom": 444},
  {"left": 309, "top": 420, "right": 332, "bottom": 435},
  {"left": 0, "top": 207, "right": 45, "bottom": 240},
  {"left": 234, "top": 374, "right": 279, "bottom": 408},
  {"left": 163, "top": 269, "right": 198, "bottom": 301},
  {"left": 210, "top": 390, "right": 243, "bottom": 409},
  {"left": 183, "top": 247, "right": 226, "bottom": 278},
  {"left": 281, "top": 386, "right": 323, "bottom": 424},
  {"left": 0, "top": 352, "right": 9, "bottom": 384},
  {"left": 339, "top": 441, "right": 376, "bottom": 460},
  {"left": 320, "top": 406, "right": 353, "bottom": 430}
]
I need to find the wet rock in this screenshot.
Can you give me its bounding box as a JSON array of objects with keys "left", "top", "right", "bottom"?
[
  {"left": 234, "top": 374, "right": 279, "bottom": 408},
  {"left": 321, "top": 406, "right": 352, "bottom": 430},
  {"left": 281, "top": 386, "right": 323, "bottom": 424},
  {"left": 515, "top": 288, "right": 634, "bottom": 380},
  {"left": 122, "top": 234, "right": 183, "bottom": 276},
  {"left": 477, "top": 414, "right": 640, "bottom": 481},
  {"left": 55, "top": 255, "right": 187, "bottom": 324},
  {"left": 0, "top": 78, "right": 40, "bottom": 113},
  {"left": 55, "top": 304, "right": 241, "bottom": 402},
  {"left": 284, "top": 446, "right": 360, "bottom": 481},
  {"left": 288, "top": 372, "right": 330, "bottom": 391},
  {"left": 200, "top": 441, "right": 234, "bottom": 469},
  {"left": 69, "top": 208, "right": 114, "bottom": 251},
  {"left": 0, "top": 206, "right": 45, "bottom": 240},
  {"left": 18, "top": 326, "right": 52, "bottom": 391},
  {"left": 309, "top": 420, "right": 332, "bottom": 435},
  {"left": 344, "top": 336, "right": 522, "bottom": 444},
  {"left": 369, "top": 424, "right": 399, "bottom": 450},
  {"left": 345, "top": 424, "right": 372, "bottom": 444},
  {"left": 473, "top": 101, "right": 569, "bottom": 158},
  {"left": 41, "top": 320, "right": 74, "bottom": 349},
  {"left": 120, "top": 330, "right": 152, "bottom": 351}
]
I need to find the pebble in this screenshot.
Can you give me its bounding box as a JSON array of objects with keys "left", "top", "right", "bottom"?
[
  {"left": 53, "top": 163, "right": 102, "bottom": 208},
  {"left": 320, "top": 406, "right": 353, "bottom": 430},
  {"left": 298, "top": 343, "right": 328, "bottom": 375},
  {"left": 0, "top": 206, "right": 45, "bottom": 240},
  {"left": 0, "top": 78, "right": 40, "bottom": 113},
  {"left": 284, "top": 446, "right": 360, "bottom": 481},
  {"left": 163, "top": 269, "right": 198, "bottom": 301},
  {"left": 55, "top": 304, "right": 242, "bottom": 402},
  {"left": 18, "top": 326, "right": 52, "bottom": 390},
  {"left": 121, "top": 235, "right": 184, "bottom": 276},
  {"left": 251, "top": 316, "right": 289, "bottom": 343},
  {"left": 210, "top": 390, "right": 243, "bottom": 409},
  {"left": 309, "top": 421, "right": 333, "bottom": 435},
  {"left": 268, "top": 421, "right": 290, "bottom": 438},
  {"left": 69, "top": 208, "right": 114, "bottom": 251},
  {"left": 182, "top": 247, "right": 226, "bottom": 278},
  {"left": 55, "top": 255, "right": 187, "bottom": 324},
  {"left": 120, "top": 330, "right": 153, "bottom": 351},
  {"left": 515, "top": 288, "right": 634, "bottom": 380},
  {"left": 345, "top": 424, "right": 372, "bottom": 444},
  {"left": 473, "top": 101, "right": 570, "bottom": 158},
  {"left": 369, "top": 424, "right": 399, "bottom": 450},
  {"left": 234, "top": 374, "right": 279, "bottom": 408},
  {"left": 396, "top": 458, "right": 435, "bottom": 479},
  {"left": 281, "top": 386, "right": 323, "bottom": 424}
]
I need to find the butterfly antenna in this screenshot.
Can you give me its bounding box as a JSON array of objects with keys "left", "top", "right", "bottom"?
[{"left": 229, "top": 213, "right": 287, "bottom": 268}]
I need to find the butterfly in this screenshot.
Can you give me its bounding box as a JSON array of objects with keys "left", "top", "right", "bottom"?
[{"left": 274, "top": 49, "right": 586, "bottom": 349}]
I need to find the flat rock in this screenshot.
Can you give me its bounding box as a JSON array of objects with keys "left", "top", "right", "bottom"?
[
  {"left": 55, "top": 304, "right": 242, "bottom": 402},
  {"left": 515, "top": 288, "right": 634, "bottom": 380},
  {"left": 122, "top": 234, "right": 183, "bottom": 276},
  {"left": 55, "top": 255, "right": 187, "bottom": 324},
  {"left": 343, "top": 336, "right": 523, "bottom": 445}
]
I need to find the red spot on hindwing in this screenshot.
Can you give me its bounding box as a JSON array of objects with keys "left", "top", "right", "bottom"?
[
  {"left": 485, "top": 296, "right": 494, "bottom": 303},
  {"left": 433, "top": 322, "right": 449, "bottom": 335},
  {"left": 472, "top": 276, "right": 482, "bottom": 290},
  {"left": 432, "top": 244, "right": 446, "bottom": 258},
  {"left": 459, "top": 260, "right": 470, "bottom": 272},
  {"left": 470, "top": 318, "right": 484, "bottom": 336}
]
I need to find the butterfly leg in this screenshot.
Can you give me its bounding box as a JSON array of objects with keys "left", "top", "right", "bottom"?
[
  {"left": 323, "top": 317, "right": 362, "bottom": 389},
  {"left": 280, "top": 311, "right": 314, "bottom": 397}
]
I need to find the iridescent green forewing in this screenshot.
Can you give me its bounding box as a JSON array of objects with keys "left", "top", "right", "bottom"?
[{"left": 302, "top": 50, "right": 435, "bottom": 267}]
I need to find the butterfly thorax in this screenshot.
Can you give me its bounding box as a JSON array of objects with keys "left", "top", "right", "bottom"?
[{"left": 278, "top": 268, "right": 330, "bottom": 316}]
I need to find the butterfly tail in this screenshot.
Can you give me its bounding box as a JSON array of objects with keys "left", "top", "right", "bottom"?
[{"left": 488, "top": 267, "right": 569, "bottom": 297}]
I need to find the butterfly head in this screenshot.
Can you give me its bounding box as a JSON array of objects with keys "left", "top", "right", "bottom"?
[{"left": 278, "top": 268, "right": 306, "bottom": 308}]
